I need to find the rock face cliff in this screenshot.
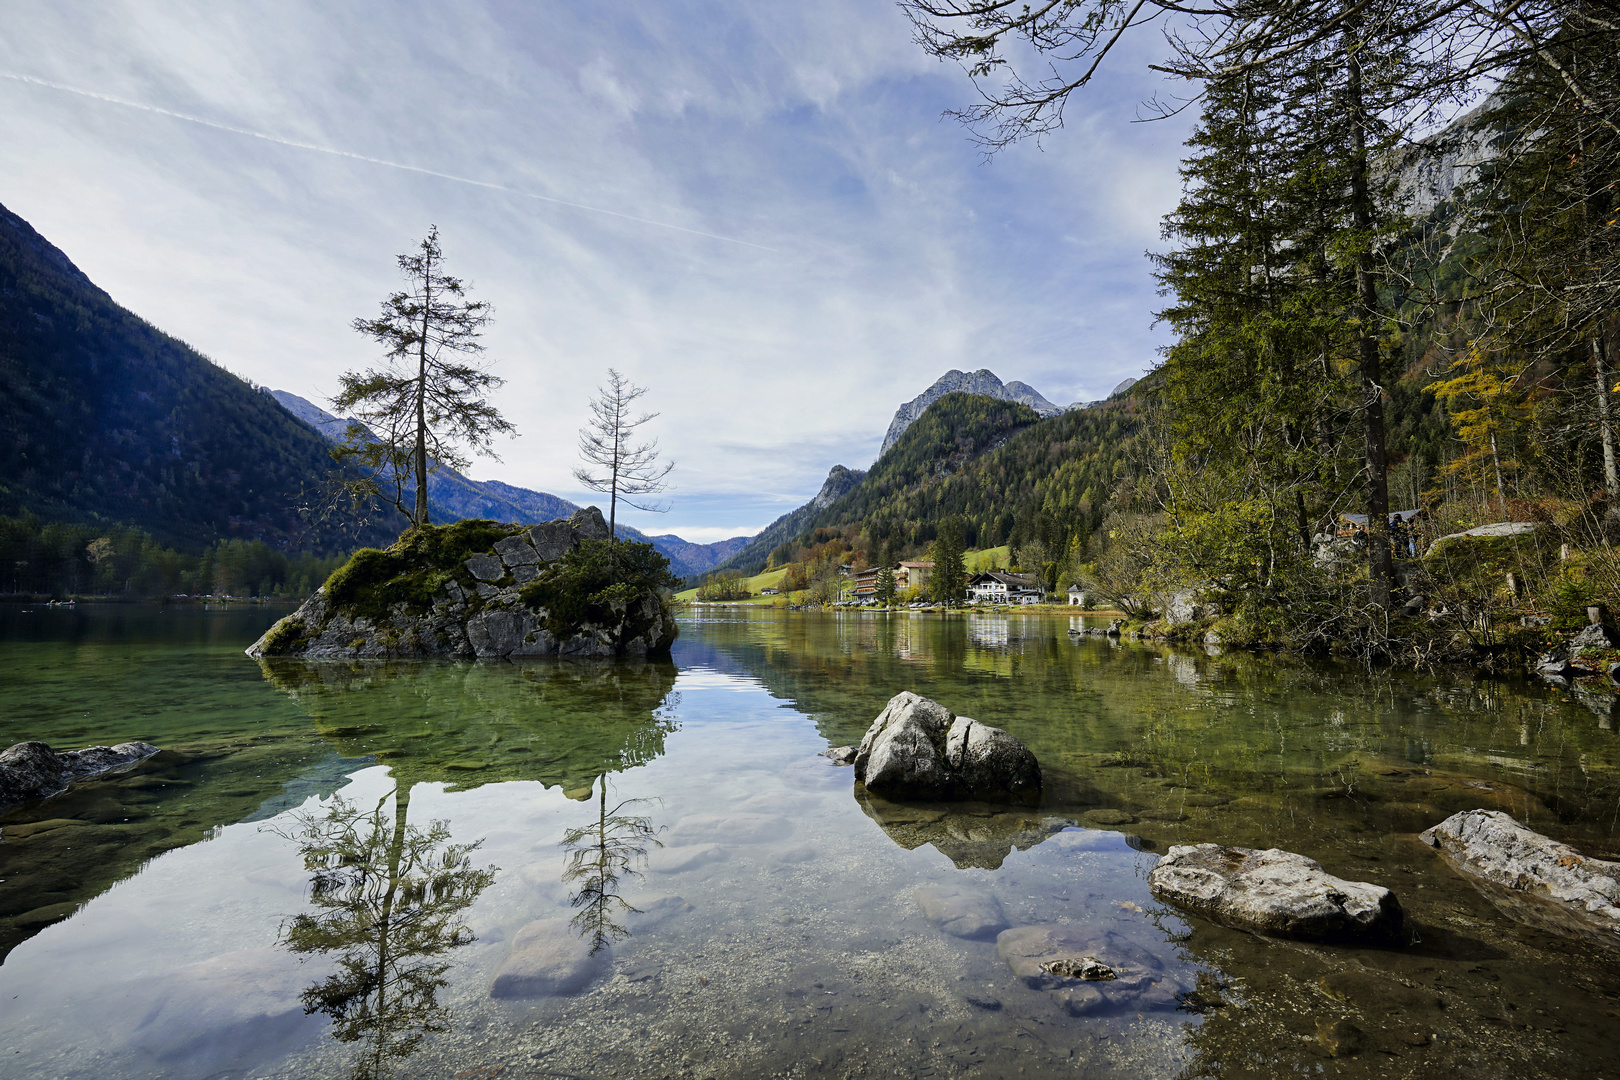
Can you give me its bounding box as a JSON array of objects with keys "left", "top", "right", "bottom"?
[
  {"left": 246, "top": 508, "right": 678, "bottom": 661},
  {"left": 881, "top": 369, "right": 1064, "bottom": 453}
]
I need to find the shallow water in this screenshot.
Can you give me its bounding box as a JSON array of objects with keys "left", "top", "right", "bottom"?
[{"left": 3, "top": 603, "right": 1620, "bottom": 1079}]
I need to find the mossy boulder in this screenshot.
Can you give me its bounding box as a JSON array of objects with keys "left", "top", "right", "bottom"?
[{"left": 246, "top": 507, "right": 678, "bottom": 661}]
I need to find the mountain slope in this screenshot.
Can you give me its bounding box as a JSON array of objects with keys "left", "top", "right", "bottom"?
[
  {"left": 0, "top": 201, "right": 388, "bottom": 552},
  {"left": 270, "top": 390, "right": 750, "bottom": 576},
  {"left": 880, "top": 369, "right": 1065, "bottom": 453},
  {"left": 712, "top": 393, "right": 1042, "bottom": 577},
  {"left": 703, "top": 465, "right": 867, "bottom": 579}
]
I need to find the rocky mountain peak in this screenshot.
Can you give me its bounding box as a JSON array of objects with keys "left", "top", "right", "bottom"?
[{"left": 880, "top": 370, "right": 1064, "bottom": 454}]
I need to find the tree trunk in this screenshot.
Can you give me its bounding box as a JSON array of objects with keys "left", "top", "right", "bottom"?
[
  {"left": 1346, "top": 26, "right": 1394, "bottom": 607},
  {"left": 414, "top": 249, "right": 433, "bottom": 528},
  {"left": 1489, "top": 431, "right": 1507, "bottom": 514},
  {"left": 1596, "top": 333, "right": 1618, "bottom": 499}
]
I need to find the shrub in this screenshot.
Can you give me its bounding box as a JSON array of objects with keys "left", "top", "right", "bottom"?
[{"left": 520, "top": 539, "right": 678, "bottom": 638}]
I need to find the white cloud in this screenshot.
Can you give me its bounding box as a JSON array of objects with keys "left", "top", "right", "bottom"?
[{"left": 0, "top": 0, "right": 1194, "bottom": 540}]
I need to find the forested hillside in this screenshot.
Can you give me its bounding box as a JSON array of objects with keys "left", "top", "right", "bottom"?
[
  {"left": 0, "top": 201, "right": 390, "bottom": 555},
  {"left": 710, "top": 391, "right": 1133, "bottom": 579}
]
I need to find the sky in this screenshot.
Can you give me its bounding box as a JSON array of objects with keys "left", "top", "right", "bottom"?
[{"left": 0, "top": 1, "right": 1194, "bottom": 543}]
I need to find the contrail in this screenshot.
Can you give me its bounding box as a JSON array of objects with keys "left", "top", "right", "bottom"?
[{"left": 0, "top": 71, "right": 775, "bottom": 252}]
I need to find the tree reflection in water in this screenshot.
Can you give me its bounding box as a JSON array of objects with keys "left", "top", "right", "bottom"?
[
  {"left": 561, "top": 775, "right": 661, "bottom": 953},
  {"left": 272, "top": 786, "right": 497, "bottom": 1080}
]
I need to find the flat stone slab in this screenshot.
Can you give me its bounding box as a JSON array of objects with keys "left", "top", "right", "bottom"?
[
  {"left": 490, "top": 917, "right": 607, "bottom": 998},
  {"left": 1421, "top": 808, "right": 1620, "bottom": 946},
  {"left": 995, "top": 925, "right": 1179, "bottom": 1015},
  {"left": 0, "top": 740, "right": 160, "bottom": 811},
  {"left": 915, "top": 884, "right": 1008, "bottom": 940},
  {"left": 1148, "top": 844, "right": 1403, "bottom": 943}
]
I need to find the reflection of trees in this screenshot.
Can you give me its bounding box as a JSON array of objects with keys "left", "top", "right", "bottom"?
[
  {"left": 561, "top": 775, "right": 662, "bottom": 953},
  {"left": 272, "top": 787, "right": 496, "bottom": 1080},
  {"left": 256, "top": 657, "right": 679, "bottom": 797}
]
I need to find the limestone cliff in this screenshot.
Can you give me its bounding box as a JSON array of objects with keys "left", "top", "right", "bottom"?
[
  {"left": 246, "top": 507, "right": 678, "bottom": 661},
  {"left": 880, "top": 369, "right": 1064, "bottom": 454}
]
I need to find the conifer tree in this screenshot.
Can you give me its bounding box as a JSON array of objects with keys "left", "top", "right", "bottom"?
[
  {"left": 337, "top": 226, "right": 513, "bottom": 530},
  {"left": 930, "top": 516, "right": 967, "bottom": 604}
]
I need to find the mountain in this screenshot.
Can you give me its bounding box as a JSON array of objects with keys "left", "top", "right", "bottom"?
[
  {"left": 0, "top": 200, "right": 389, "bottom": 552},
  {"left": 880, "top": 369, "right": 1065, "bottom": 454},
  {"left": 711, "top": 393, "right": 1050, "bottom": 578},
  {"left": 705, "top": 465, "right": 867, "bottom": 577},
  {"left": 1064, "top": 376, "right": 1140, "bottom": 411},
  {"left": 270, "top": 390, "right": 749, "bottom": 577},
  {"left": 270, "top": 391, "right": 577, "bottom": 524}
]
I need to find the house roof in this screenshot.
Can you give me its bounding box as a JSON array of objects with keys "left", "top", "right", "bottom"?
[
  {"left": 969, "top": 571, "right": 1039, "bottom": 588},
  {"left": 898, "top": 560, "right": 934, "bottom": 569},
  {"left": 1341, "top": 510, "right": 1425, "bottom": 524}
]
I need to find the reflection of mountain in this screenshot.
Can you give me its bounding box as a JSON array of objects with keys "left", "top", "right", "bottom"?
[
  {"left": 679, "top": 613, "right": 1620, "bottom": 840},
  {"left": 256, "top": 658, "right": 679, "bottom": 798}
]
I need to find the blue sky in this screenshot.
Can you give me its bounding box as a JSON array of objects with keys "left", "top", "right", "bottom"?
[{"left": 0, "top": 1, "right": 1192, "bottom": 542}]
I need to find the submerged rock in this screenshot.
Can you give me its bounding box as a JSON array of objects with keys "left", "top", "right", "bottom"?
[
  {"left": 995, "top": 925, "right": 1179, "bottom": 1015},
  {"left": 0, "top": 740, "right": 159, "bottom": 810},
  {"left": 819, "top": 745, "right": 858, "bottom": 766},
  {"left": 1420, "top": 808, "right": 1620, "bottom": 945},
  {"left": 246, "top": 508, "right": 677, "bottom": 662},
  {"left": 914, "top": 884, "right": 1008, "bottom": 940},
  {"left": 1148, "top": 843, "right": 1403, "bottom": 943},
  {"left": 490, "top": 917, "right": 608, "bottom": 998},
  {"left": 852, "top": 692, "right": 1040, "bottom": 803}
]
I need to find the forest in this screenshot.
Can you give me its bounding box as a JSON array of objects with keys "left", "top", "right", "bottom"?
[
  {"left": 703, "top": 3, "right": 1620, "bottom": 663},
  {"left": 0, "top": 513, "right": 348, "bottom": 598}
]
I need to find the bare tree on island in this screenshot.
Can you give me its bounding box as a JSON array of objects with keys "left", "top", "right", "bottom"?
[
  {"left": 573, "top": 368, "right": 674, "bottom": 538},
  {"left": 334, "top": 226, "right": 514, "bottom": 531}
]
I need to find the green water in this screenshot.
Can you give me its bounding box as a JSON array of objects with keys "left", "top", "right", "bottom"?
[{"left": 2, "top": 604, "right": 1619, "bottom": 1079}]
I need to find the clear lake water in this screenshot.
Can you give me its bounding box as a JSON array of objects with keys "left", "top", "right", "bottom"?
[{"left": 2, "top": 602, "right": 1620, "bottom": 1079}]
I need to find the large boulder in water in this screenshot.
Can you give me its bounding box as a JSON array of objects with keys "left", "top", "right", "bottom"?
[
  {"left": 246, "top": 508, "right": 677, "bottom": 662},
  {"left": 0, "top": 740, "right": 159, "bottom": 811},
  {"left": 1148, "top": 843, "right": 1404, "bottom": 943},
  {"left": 852, "top": 692, "right": 1040, "bottom": 803},
  {"left": 1420, "top": 809, "right": 1620, "bottom": 946}
]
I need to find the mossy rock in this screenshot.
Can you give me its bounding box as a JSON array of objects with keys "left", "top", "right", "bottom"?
[{"left": 322, "top": 520, "right": 517, "bottom": 621}]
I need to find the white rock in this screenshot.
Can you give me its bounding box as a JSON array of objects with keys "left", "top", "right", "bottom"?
[
  {"left": 1149, "top": 844, "right": 1403, "bottom": 942},
  {"left": 1421, "top": 809, "right": 1620, "bottom": 943}
]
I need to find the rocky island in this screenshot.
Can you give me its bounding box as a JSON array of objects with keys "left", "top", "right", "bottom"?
[{"left": 247, "top": 507, "right": 678, "bottom": 661}]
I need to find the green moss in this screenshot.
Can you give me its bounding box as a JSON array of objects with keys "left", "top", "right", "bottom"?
[
  {"left": 258, "top": 615, "right": 307, "bottom": 656},
  {"left": 321, "top": 520, "right": 519, "bottom": 622}
]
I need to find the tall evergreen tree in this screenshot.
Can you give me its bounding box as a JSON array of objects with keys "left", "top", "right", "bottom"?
[
  {"left": 337, "top": 227, "right": 513, "bottom": 530},
  {"left": 930, "top": 516, "right": 968, "bottom": 604}
]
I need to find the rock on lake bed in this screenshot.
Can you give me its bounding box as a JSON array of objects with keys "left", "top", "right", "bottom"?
[
  {"left": 1421, "top": 808, "right": 1620, "bottom": 945},
  {"left": 1148, "top": 843, "right": 1404, "bottom": 943}
]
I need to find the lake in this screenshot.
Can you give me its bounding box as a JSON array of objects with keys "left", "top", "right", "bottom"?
[{"left": 2, "top": 602, "right": 1618, "bottom": 1079}]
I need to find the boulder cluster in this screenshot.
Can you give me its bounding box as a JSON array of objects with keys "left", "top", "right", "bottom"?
[
  {"left": 0, "top": 740, "right": 159, "bottom": 811},
  {"left": 246, "top": 507, "right": 677, "bottom": 661},
  {"left": 842, "top": 692, "right": 1042, "bottom": 804}
]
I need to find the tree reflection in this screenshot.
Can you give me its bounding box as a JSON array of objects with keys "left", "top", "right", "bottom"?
[
  {"left": 272, "top": 787, "right": 497, "bottom": 1079},
  {"left": 561, "top": 775, "right": 661, "bottom": 953}
]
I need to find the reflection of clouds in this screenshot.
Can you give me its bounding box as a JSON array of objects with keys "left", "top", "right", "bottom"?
[
  {"left": 968, "top": 617, "right": 1009, "bottom": 649},
  {"left": 674, "top": 667, "right": 766, "bottom": 693}
]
